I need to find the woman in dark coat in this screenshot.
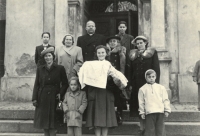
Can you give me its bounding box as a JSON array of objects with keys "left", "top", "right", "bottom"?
[
  {"left": 129, "top": 36, "right": 160, "bottom": 135},
  {"left": 32, "top": 47, "right": 68, "bottom": 136}
]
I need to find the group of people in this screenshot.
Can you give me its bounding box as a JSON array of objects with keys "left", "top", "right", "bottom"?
[{"left": 32, "top": 20, "right": 171, "bottom": 136}]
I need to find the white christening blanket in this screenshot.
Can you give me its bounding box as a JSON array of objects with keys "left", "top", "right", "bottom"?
[{"left": 78, "top": 60, "right": 128, "bottom": 90}]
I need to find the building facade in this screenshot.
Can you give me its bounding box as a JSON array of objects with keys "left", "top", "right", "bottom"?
[{"left": 0, "top": 0, "right": 199, "bottom": 103}]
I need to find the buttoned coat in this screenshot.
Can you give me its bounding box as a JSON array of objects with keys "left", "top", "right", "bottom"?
[
  {"left": 55, "top": 45, "right": 83, "bottom": 80},
  {"left": 77, "top": 34, "right": 106, "bottom": 61},
  {"left": 129, "top": 51, "right": 160, "bottom": 116},
  {"left": 193, "top": 60, "right": 200, "bottom": 83},
  {"left": 110, "top": 52, "right": 120, "bottom": 70},
  {"left": 116, "top": 34, "right": 134, "bottom": 81},
  {"left": 32, "top": 63, "right": 68, "bottom": 129},
  {"left": 35, "top": 44, "right": 54, "bottom": 67},
  {"left": 63, "top": 90, "right": 87, "bottom": 127}
]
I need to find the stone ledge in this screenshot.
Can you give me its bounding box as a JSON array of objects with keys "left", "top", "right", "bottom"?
[
  {"left": 159, "top": 57, "right": 172, "bottom": 62},
  {"left": 0, "top": 134, "right": 135, "bottom": 136},
  {"left": 68, "top": 0, "right": 80, "bottom": 6},
  {"left": 0, "top": 120, "right": 200, "bottom": 135},
  {"left": 0, "top": 109, "right": 199, "bottom": 122}
]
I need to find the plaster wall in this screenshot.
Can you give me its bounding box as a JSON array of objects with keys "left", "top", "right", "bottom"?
[
  {"left": 4, "top": 0, "right": 43, "bottom": 76},
  {"left": 177, "top": 0, "right": 200, "bottom": 102},
  {"left": 178, "top": 0, "right": 200, "bottom": 74},
  {"left": 44, "top": 0, "right": 55, "bottom": 45},
  {"left": 1, "top": 0, "right": 43, "bottom": 101}
]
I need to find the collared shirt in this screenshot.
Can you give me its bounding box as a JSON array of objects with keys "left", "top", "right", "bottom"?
[
  {"left": 118, "top": 33, "right": 125, "bottom": 40},
  {"left": 43, "top": 44, "right": 48, "bottom": 50},
  {"left": 87, "top": 33, "right": 94, "bottom": 36},
  {"left": 63, "top": 45, "right": 73, "bottom": 52}
]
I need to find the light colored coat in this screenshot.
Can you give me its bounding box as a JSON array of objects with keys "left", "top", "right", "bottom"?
[
  {"left": 138, "top": 83, "right": 171, "bottom": 115},
  {"left": 55, "top": 45, "right": 83, "bottom": 80},
  {"left": 193, "top": 60, "right": 200, "bottom": 83},
  {"left": 62, "top": 89, "right": 87, "bottom": 127}
]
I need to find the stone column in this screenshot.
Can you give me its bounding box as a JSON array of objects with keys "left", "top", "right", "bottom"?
[
  {"left": 44, "top": 0, "right": 55, "bottom": 45},
  {"left": 68, "top": 0, "right": 81, "bottom": 43},
  {"left": 1, "top": 0, "right": 43, "bottom": 101},
  {"left": 150, "top": 0, "right": 172, "bottom": 99},
  {"left": 142, "top": 1, "right": 151, "bottom": 43},
  {"left": 166, "top": 0, "right": 179, "bottom": 102},
  {"left": 138, "top": 0, "right": 143, "bottom": 35},
  {"left": 151, "top": 0, "right": 165, "bottom": 49},
  {"left": 55, "top": 0, "right": 68, "bottom": 47}
]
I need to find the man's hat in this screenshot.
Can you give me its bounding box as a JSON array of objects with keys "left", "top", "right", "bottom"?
[
  {"left": 106, "top": 36, "right": 121, "bottom": 43},
  {"left": 131, "top": 35, "right": 148, "bottom": 44},
  {"left": 41, "top": 47, "right": 54, "bottom": 56}
]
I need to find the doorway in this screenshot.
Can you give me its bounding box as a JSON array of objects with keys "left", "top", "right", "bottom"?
[
  {"left": 0, "top": 20, "right": 5, "bottom": 78},
  {"left": 86, "top": 0, "right": 138, "bottom": 38}
]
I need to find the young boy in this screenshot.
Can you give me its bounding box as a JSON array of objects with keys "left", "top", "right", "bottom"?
[
  {"left": 106, "top": 36, "right": 126, "bottom": 124},
  {"left": 138, "top": 69, "right": 171, "bottom": 136}
]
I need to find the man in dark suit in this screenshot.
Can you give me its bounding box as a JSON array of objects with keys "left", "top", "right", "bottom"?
[
  {"left": 77, "top": 20, "right": 106, "bottom": 61},
  {"left": 77, "top": 21, "right": 106, "bottom": 121},
  {"left": 35, "top": 32, "right": 54, "bottom": 67},
  {"left": 116, "top": 21, "right": 134, "bottom": 83}
]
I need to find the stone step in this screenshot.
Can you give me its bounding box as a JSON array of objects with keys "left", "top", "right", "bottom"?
[
  {"left": 1, "top": 110, "right": 200, "bottom": 122},
  {"left": 0, "top": 134, "right": 136, "bottom": 136},
  {"left": 0, "top": 134, "right": 198, "bottom": 136},
  {"left": 0, "top": 120, "right": 200, "bottom": 136}
]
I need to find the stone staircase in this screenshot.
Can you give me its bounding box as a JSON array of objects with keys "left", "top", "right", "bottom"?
[{"left": 0, "top": 102, "right": 200, "bottom": 136}]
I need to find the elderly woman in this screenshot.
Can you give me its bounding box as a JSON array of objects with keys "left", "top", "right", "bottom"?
[
  {"left": 55, "top": 34, "right": 83, "bottom": 81},
  {"left": 129, "top": 36, "right": 160, "bottom": 135},
  {"left": 32, "top": 47, "right": 69, "bottom": 136}
]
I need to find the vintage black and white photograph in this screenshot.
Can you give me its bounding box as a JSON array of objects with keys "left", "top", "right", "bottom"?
[{"left": 0, "top": 0, "right": 199, "bottom": 136}]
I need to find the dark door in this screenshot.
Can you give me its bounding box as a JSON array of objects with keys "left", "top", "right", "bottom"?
[
  {"left": 89, "top": 11, "right": 138, "bottom": 38},
  {"left": 0, "top": 20, "right": 5, "bottom": 78}
]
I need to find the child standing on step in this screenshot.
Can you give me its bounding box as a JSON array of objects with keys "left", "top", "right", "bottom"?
[
  {"left": 138, "top": 69, "right": 171, "bottom": 136},
  {"left": 62, "top": 76, "right": 87, "bottom": 136}
]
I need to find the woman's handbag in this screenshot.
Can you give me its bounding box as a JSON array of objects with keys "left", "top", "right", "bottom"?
[{"left": 56, "top": 101, "right": 63, "bottom": 111}]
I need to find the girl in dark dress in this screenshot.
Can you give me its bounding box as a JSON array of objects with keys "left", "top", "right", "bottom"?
[
  {"left": 32, "top": 47, "right": 68, "bottom": 136},
  {"left": 85, "top": 45, "right": 117, "bottom": 136},
  {"left": 129, "top": 36, "right": 160, "bottom": 135}
]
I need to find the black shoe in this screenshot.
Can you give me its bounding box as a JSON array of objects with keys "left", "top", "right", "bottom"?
[
  {"left": 116, "top": 111, "right": 123, "bottom": 126},
  {"left": 138, "top": 129, "right": 145, "bottom": 136}
]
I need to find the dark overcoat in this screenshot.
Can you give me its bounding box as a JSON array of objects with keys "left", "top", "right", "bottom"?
[
  {"left": 116, "top": 34, "right": 134, "bottom": 81},
  {"left": 129, "top": 51, "right": 160, "bottom": 116},
  {"left": 32, "top": 63, "right": 68, "bottom": 129},
  {"left": 77, "top": 34, "right": 106, "bottom": 61},
  {"left": 35, "top": 44, "right": 54, "bottom": 67},
  {"left": 109, "top": 52, "right": 124, "bottom": 111}
]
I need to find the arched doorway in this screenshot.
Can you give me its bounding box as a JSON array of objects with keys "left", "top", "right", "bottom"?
[{"left": 85, "top": 0, "right": 138, "bottom": 37}]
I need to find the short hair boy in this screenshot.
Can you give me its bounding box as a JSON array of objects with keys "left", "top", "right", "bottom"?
[{"left": 138, "top": 69, "right": 171, "bottom": 136}]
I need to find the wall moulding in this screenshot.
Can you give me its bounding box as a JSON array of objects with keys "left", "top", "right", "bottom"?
[{"left": 68, "top": 0, "right": 80, "bottom": 6}]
